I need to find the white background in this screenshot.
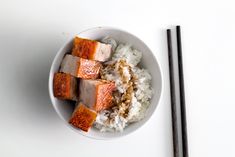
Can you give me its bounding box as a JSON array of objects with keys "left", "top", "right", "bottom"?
[{"left": 0, "top": 0, "right": 235, "bottom": 156}]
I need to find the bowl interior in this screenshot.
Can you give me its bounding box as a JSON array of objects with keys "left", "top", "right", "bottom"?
[{"left": 49, "top": 27, "right": 162, "bottom": 139}]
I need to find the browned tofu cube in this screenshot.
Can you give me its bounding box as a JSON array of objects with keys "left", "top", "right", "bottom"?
[
  {"left": 53, "top": 73, "right": 77, "bottom": 101},
  {"left": 69, "top": 102, "right": 97, "bottom": 132},
  {"left": 60, "top": 54, "right": 101, "bottom": 79},
  {"left": 72, "top": 36, "right": 112, "bottom": 62},
  {"left": 79, "top": 79, "right": 116, "bottom": 112}
]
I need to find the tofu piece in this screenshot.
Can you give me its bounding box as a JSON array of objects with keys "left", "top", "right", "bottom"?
[
  {"left": 53, "top": 73, "right": 77, "bottom": 101},
  {"left": 69, "top": 102, "right": 97, "bottom": 132},
  {"left": 72, "top": 36, "right": 112, "bottom": 62},
  {"left": 79, "top": 79, "right": 116, "bottom": 112},
  {"left": 60, "top": 54, "right": 101, "bottom": 79}
]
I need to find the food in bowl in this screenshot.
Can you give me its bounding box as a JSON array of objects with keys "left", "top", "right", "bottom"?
[
  {"left": 53, "top": 36, "right": 153, "bottom": 132},
  {"left": 69, "top": 102, "right": 97, "bottom": 132},
  {"left": 60, "top": 54, "right": 101, "bottom": 79}
]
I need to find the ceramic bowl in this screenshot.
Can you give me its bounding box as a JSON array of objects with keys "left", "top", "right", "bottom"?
[{"left": 49, "top": 27, "right": 162, "bottom": 139}]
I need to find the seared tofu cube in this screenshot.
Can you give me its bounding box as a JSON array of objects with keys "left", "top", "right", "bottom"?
[
  {"left": 53, "top": 73, "right": 77, "bottom": 101},
  {"left": 69, "top": 102, "right": 97, "bottom": 132},
  {"left": 72, "top": 36, "right": 112, "bottom": 62},
  {"left": 79, "top": 79, "right": 116, "bottom": 112},
  {"left": 60, "top": 54, "right": 101, "bottom": 79}
]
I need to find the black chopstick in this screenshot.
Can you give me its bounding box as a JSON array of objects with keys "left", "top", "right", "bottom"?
[
  {"left": 167, "top": 29, "right": 179, "bottom": 157},
  {"left": 176, "top": 26, "right": 189, "bottom": 157}
]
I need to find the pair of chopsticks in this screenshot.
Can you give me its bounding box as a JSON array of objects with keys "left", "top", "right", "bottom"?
[{"left": 167, "top": 26, "right": 189, "bottom": 157}]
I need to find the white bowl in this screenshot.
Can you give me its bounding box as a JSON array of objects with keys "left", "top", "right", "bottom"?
[{"left": 49, "top": 27, "right": 162, "bottom": 139}]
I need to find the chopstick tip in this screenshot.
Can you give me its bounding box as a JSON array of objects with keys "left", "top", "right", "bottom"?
[
  {"left": 167, "top": 29, "right": 171, "bottom": 34},
  {"left": 176, "top": 25, "right": 181, "bottom": 30}
]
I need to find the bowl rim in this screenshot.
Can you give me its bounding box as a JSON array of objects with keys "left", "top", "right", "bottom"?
[{"left": 48, "top": 26, "right": 163, "bottom": 140}]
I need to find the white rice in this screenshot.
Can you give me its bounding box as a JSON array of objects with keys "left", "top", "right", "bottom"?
[
  {"left": 94, "top": 39, "right": 153, "bottom": 132},
  {"left": 128, "top": 67, "right": 153, "bottom": 122},
  {"left": 113, "top": 44, "right": 142, "bottom": 66}
]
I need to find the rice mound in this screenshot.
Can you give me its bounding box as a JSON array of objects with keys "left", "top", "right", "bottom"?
[{"left": 94, "top": 39, "right": 153, "bottom": 132}]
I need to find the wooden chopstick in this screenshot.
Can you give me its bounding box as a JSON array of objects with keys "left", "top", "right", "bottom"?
[
  {"left": 167, "top": 29, "right": 179, "bottom": 157},
  {"left": 176, "top": 26, "right": 189, "bottom": 157}
]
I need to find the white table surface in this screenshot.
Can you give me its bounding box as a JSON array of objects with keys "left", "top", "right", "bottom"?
[{"left": 1, "top": 0, "right": 235, "bottom": 156}]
